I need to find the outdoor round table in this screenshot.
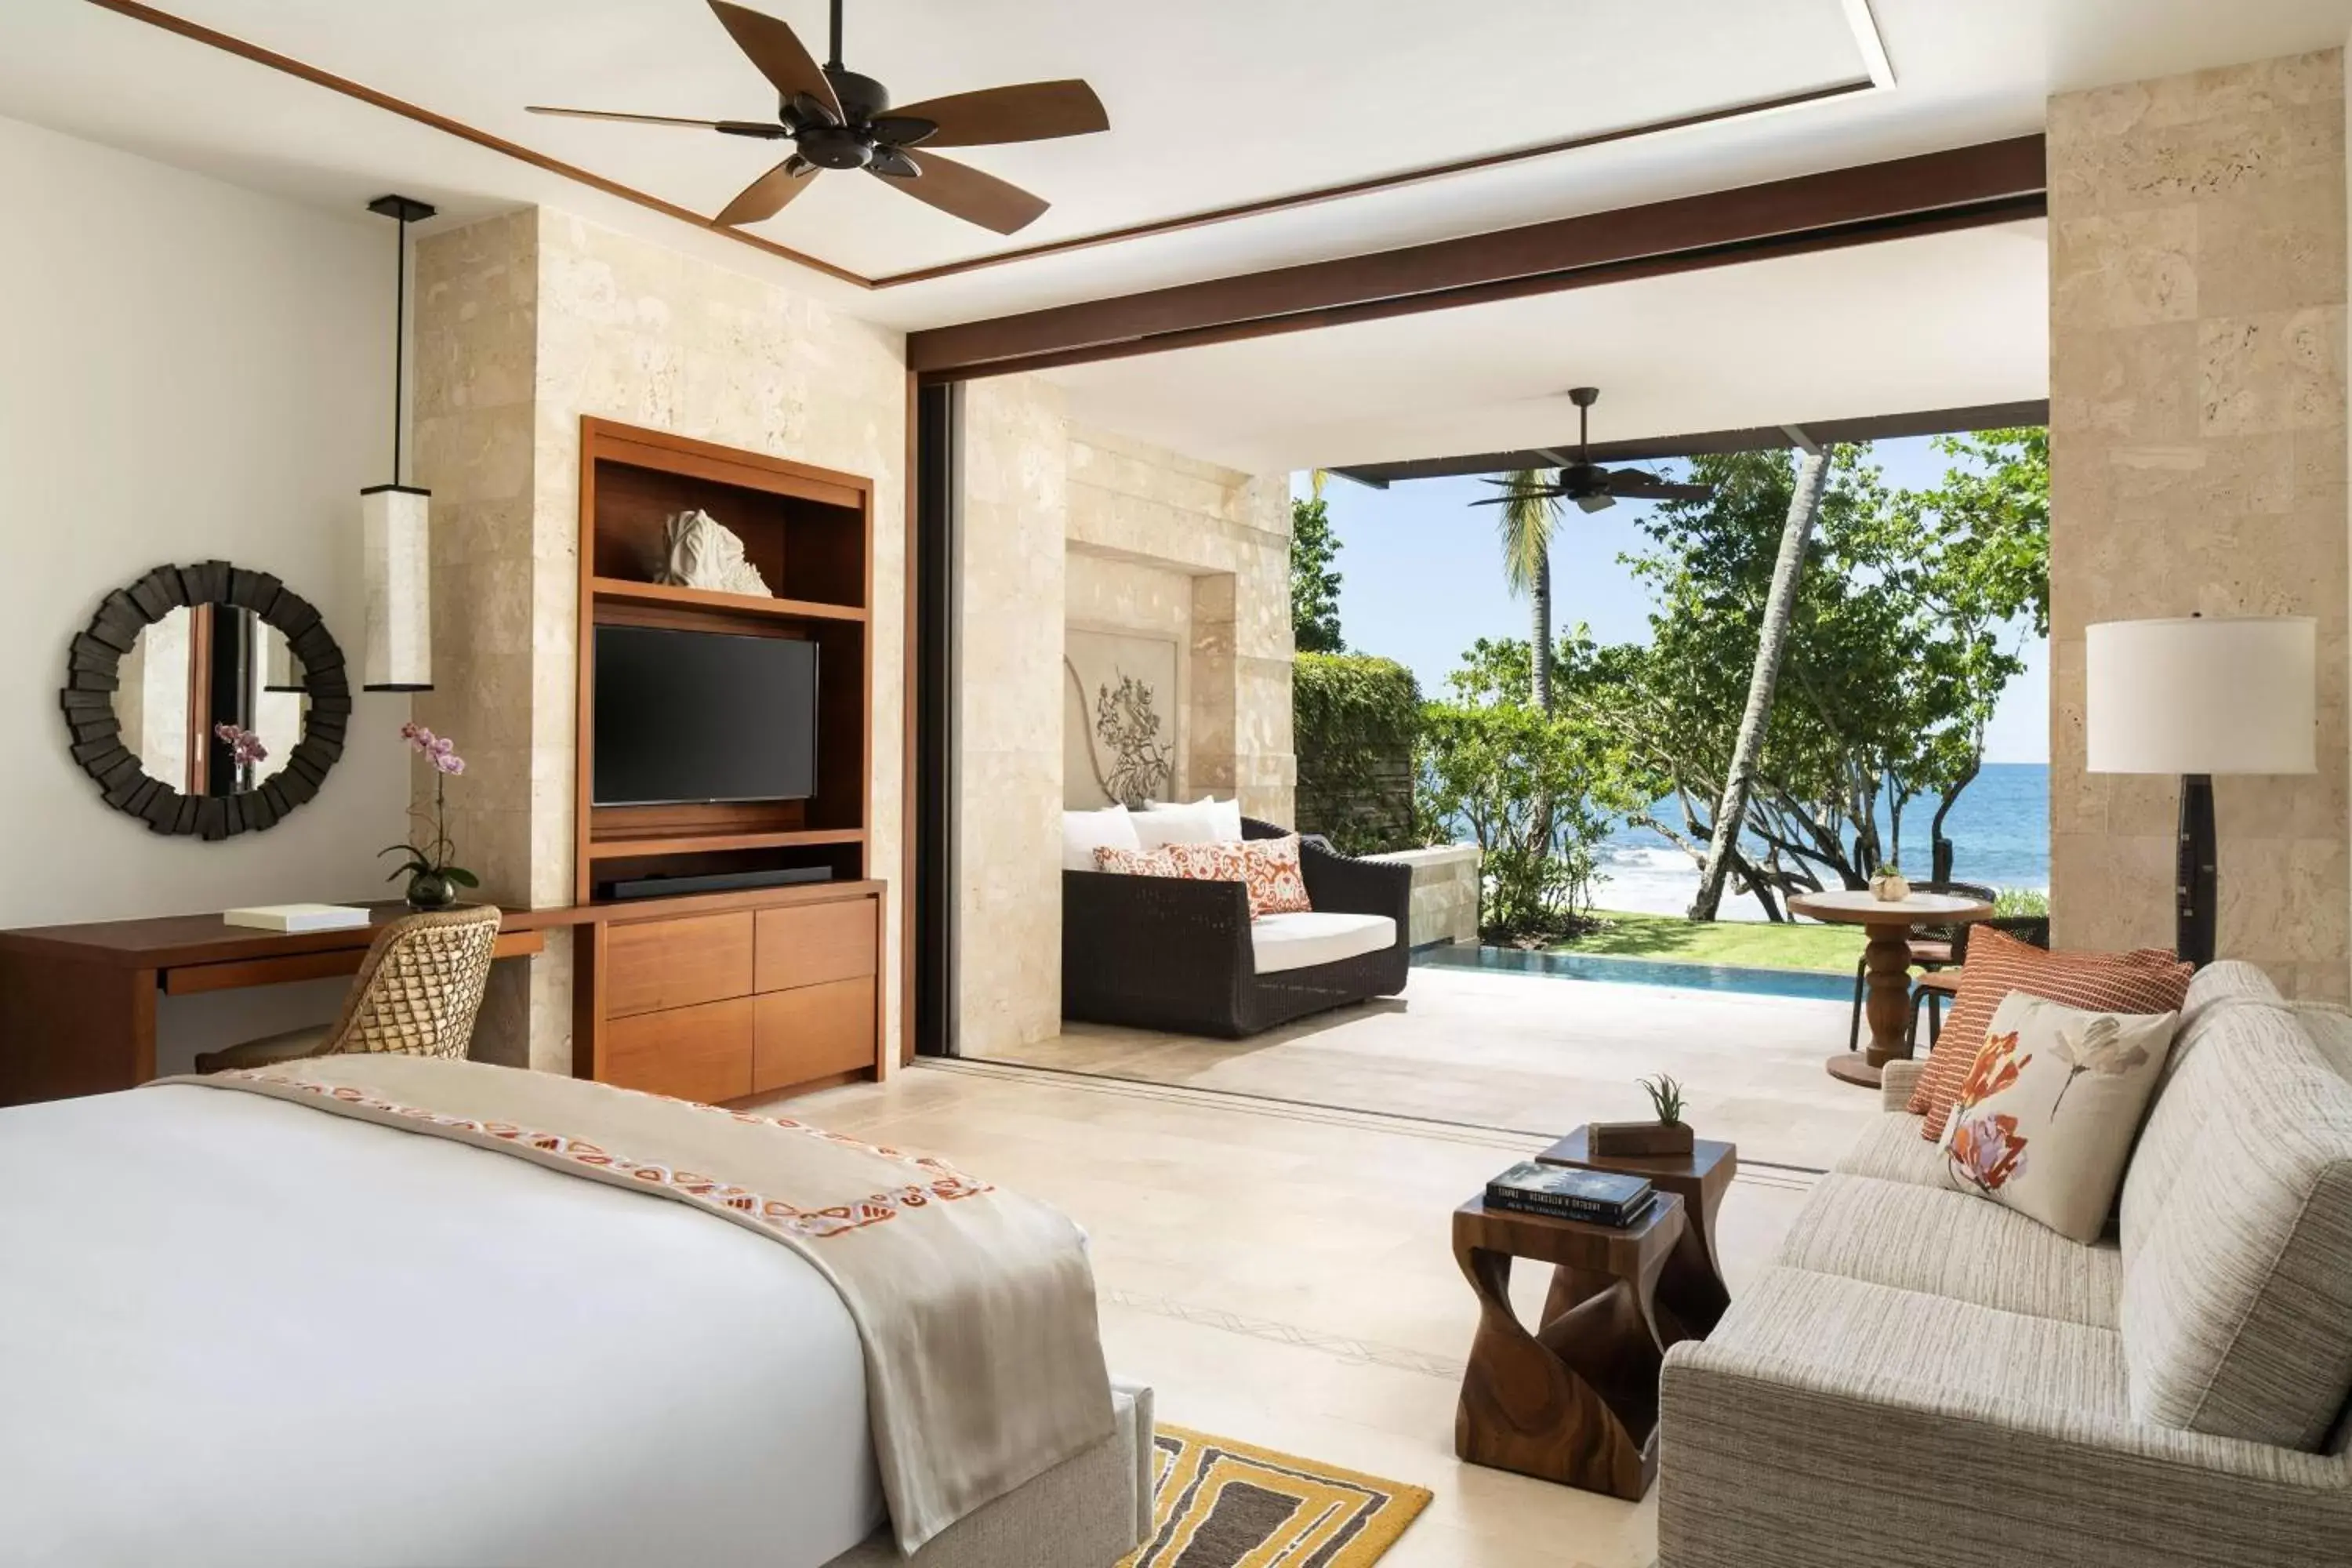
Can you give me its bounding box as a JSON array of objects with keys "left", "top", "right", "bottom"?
[{"left": 1788, "top": 889, "right": 1993, "bottom": 1089}]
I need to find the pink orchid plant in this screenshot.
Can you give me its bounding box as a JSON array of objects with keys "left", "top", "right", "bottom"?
[
  {"left": 212, "top": 722, "right": 268, "bottom": 789},
  {"left": 381, "top": 721, "right": 477, "bottom": 909}
]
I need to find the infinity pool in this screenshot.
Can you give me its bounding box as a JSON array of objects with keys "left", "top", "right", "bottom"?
[{"left": 1414, "top": 942, "right": 1853, "bottom": 1004}]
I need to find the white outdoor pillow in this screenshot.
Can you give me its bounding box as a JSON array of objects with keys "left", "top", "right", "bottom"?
[
  {"left": 1937, "top": 990, "right": 2180, "bottom": 1243},
  {"left": 1137, "top": 796, "right": 1243, "bottom": 847},
  {"left": 1062, "top": 805, "right": 1143, "bottom": 871}
]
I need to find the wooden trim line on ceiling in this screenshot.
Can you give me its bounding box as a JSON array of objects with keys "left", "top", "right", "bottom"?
[
  {"left": 906, "top": 134, "right": 2049, "bottom": 381},
  {"left": 85, "top": 0, "right": 1887, "bottom": 296},
  {"left": 1330, "top": 400, "right": 2053, "bottom": 486},
  {"left": 864, "top": 79, "right": 1874, "bottom": 288}
]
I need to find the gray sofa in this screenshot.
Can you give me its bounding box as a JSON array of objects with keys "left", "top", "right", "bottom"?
[{"left": 1658, "top": 960, "right": 2352, "bottom": 1567}]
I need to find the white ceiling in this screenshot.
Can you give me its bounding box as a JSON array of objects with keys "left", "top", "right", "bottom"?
[
  {"left": 5, "top": 1, "right": 2352, "bottom": 331},
  {"left": 1038, "top": 219, "right": 2050, "bottom": 474}
]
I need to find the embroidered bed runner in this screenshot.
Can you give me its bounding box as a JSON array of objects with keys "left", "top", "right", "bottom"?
[{"left": 162, "top": 1055, "right": 1113, "bottom": 1552}]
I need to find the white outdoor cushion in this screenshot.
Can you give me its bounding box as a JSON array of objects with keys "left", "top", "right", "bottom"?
[
  {"left": 1136, "top": 797, "right": 1243, "bottom": 847},
  {"left": 1249, "top": 912, "right": 1396, "bottom": 975},
  {"left": 1062, "top": 805, "right": 1142, "bottom": 871}
]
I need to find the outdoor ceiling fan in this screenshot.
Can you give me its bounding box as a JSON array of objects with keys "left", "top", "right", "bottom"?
[
  {"left": 526, "top": 0, "right": 1109, "bottom": 235},
  {"left": 1475, "top": 387, "right": 1715, "bottom": 514}
]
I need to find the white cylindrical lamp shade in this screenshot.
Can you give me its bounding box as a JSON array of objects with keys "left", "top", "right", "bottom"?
[
  {"left": 2085, "top": 615, "right": 2316, "bottom": 775},
  {"left": 361, "top": 483, "right": 432, "bottom": 691}
]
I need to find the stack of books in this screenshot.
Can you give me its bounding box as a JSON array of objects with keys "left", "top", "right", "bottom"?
[{"left": 1484, "top": 1161, "right": 1656, "bottom": 1227}]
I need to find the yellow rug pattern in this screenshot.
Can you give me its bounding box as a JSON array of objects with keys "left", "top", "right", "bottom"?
[{"left": 1120, "top": 1424, "right": 1432, "bottom": 1567}]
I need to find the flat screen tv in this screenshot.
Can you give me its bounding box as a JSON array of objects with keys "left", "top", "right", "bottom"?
[{"left": 593, "top": 625, "right": 818, "bottom": 807}]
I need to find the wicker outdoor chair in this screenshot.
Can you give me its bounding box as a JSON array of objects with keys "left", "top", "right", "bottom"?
[
  {"left": 1062, "top": 816, "right": 1412, "bottom": 1038},
  {"left": 194, "top": 906, "right": 503, "bottom": 1073}
]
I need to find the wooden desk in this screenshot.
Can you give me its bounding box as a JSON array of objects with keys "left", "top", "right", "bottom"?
[{"left": 0, "top": 904, "right": 548, "bottom": 1108}]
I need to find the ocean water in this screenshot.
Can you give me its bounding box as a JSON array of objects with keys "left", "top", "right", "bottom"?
[{"left": 1596, "top": 761, "right": 2049, "bottom": 922}]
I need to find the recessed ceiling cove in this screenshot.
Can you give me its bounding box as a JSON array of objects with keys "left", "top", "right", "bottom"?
[{"left": 65, "top": 0, "right": 1882, "bottom": 280}]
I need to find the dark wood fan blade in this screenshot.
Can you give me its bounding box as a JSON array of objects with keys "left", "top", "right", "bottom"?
[
  {"left": 1602, "top": 470, "right": 1713, "bottom": 502},
  {"left": 876, "top": 150, "right": 1049, "bottom": 234},
  {"left": 1471, "top": 491, "right": 1569, "bottom": 506},
  {"left": 708, "top": 0, "right": 840, "bottom": 122},
  {"left": 715, "top": 158, "right": 819, "bottom": 226},
  {"left": 884, "top": 80, "right": 1109, "bottom": 147}
]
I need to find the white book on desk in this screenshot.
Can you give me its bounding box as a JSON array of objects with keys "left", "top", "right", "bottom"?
[{"left": 223, "top": 904, "right": 373, "bottom": 934}]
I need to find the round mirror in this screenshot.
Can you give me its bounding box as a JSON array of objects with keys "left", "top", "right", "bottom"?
[{"left": 62, "top": 561, "right": 352, "bottom": 839}]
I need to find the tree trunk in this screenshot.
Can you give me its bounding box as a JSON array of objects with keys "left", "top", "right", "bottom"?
[
  {"left": 1530, "top": 546, "right": 1553, "bottom": 712},
  {"left": 1690, "top": 445, "right": 1832, "bottom": 920}
]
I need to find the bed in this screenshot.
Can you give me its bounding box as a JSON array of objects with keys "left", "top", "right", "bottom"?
[{"left": 0, "top": 1068, "right": 1152, "bottom": 1567}]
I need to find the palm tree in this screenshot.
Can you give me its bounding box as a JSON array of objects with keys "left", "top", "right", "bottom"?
[
  {"left": 1497, "top": 469, "right": 1562, "bottom": 710},
  {"left": 1690, "top": 444, "right": 1834, "bottom": 920}
]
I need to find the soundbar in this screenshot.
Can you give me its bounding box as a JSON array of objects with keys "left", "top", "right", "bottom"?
[{"left": 597, "top": 866, "right": 834, "bottom": 902}]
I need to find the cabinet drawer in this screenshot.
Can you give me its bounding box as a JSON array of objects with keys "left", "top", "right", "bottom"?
[
  {"left": 752, "top": 977, "right": 877, "bottom": 1094},
  {"left": 606, "top": 912, "right": 754, "bottom": 1018},
  {"left": 604, "top": 996, "right": 753, "bottom": 1105},
  {"left": 754, "top": 898, "right": 877, "bottom": 994}
]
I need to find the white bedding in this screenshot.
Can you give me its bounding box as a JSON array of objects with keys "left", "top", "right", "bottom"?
[{"left": 0, "top": 1085, "right": 885, "bottom": 1567}]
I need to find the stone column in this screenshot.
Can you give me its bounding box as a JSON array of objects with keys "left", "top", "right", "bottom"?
[{"left": 2048, "top": 49, "right": 2351, "bottom": 999}]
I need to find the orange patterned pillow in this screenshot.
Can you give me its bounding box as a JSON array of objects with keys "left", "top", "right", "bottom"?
[
  {"left": 1908, "top": 925, "right": 2190, "bottom": 1141},
  {"left": 1240, "top": 834, "right": 1312, "bottom": 916},
  {"left": 1091, "top": 845, "right": 1178, "bottom": 877}
]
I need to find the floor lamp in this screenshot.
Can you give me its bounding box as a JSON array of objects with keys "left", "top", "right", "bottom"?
[{"left": 2085, "top": 615, "right": 2316, "bottom": 967}]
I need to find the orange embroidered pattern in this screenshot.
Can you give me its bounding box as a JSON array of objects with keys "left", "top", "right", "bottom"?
[
  {"left": 225, "top": 1072, "right": 993, "bottom": 1240},
  {"left": 1948, "top": 1112, "right": 2029, "bottom": 1193}
]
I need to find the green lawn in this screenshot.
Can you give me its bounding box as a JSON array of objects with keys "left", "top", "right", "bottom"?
[{"left": 1554, "top": 909, "right": 1867, "bottom": 974}]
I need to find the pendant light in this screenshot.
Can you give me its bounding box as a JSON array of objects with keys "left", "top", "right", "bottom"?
[{"left": 360, "top": 194, "right": 436, "bottom": 692}]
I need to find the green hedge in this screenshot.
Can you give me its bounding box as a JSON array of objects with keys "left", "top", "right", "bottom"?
[{"left": 1294, "top": 653, "right": 1421, "bottom": 853}]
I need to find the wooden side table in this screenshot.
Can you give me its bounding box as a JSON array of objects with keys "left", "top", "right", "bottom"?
[
  {"left": 1451, "top": 1192, "right": 1687, "bottom": 1501},
  {"left": 1536, "top": 1127, "right": 1735, "bottom": 1340}
]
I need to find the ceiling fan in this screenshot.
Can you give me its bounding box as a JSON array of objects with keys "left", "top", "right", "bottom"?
[
  {"left": 526, "top": 0, "right": 1109, "bottom": 235},
  {"left": 1474, "top": 387, "right": 1715, "bottom": 514}
]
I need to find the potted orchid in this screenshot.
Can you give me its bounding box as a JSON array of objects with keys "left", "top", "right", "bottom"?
[
  {"left": 380, "top": 721, "right": 477, "bottom": 910},
  {"left": 212, "top": 722, "right": 267, "bottom": 793}
]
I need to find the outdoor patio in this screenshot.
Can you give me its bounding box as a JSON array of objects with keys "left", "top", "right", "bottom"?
[{"left": 989, "top": 955, "right": 1882, "bottom": 1171}]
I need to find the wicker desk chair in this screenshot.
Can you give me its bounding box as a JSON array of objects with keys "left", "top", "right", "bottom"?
[
  {"left": 1844, "top": 880, "right": 1998, "bottom": 1054},
  {"left": 194, "top": 906, "right": 503, "bottom": 1073}
]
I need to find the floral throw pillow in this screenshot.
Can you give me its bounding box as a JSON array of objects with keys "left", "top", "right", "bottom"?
[
  {"left": 1938, "top": 990, "right": 2180, "bottom": 1243},
  {"left": 1091, "top": 844, "right": 1179, "bottom": 877},
  {"left": 1239, "top": 834, "right": 1312, "bottom": 917}
]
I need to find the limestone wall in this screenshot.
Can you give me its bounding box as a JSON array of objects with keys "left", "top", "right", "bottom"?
[
  {"left": 415, "top": 207, "right": 909, "bottom": 1068},
  {"left": 1367, "top": 844, "right": 1482, "bottom": 947},
  {"left": 2047, "top": 49, "right": 2352, "bottom": 1000}
]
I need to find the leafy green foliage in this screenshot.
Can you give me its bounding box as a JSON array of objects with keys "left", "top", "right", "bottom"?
[
  {"left": 1415, "top": 637, "right": 1633, "bottom": 942},
  {"left": 1994, "top": 887, "right": 2049, "bottom": 917},
  {"left": 1290, "top": 495, "right": 1345, "bottom": 653},
  {"left": 1294, "top": 653, "right": 1421, "bottom": 853},
  {"left": 1560, "top": 433, "right": 2047, "bottom": 913}
]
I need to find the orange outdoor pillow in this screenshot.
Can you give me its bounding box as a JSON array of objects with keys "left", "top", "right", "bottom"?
[{"left": 1908, "top": 925, "right": 2191, "bottom": 1141}]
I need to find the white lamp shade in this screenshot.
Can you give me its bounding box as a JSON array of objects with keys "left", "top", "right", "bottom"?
[
  {"left": 361, "top": 483, "right": 432, "bottom": 691},
  {"left": 2085, "top": 615, "right": 2315, "bottom": 775}
]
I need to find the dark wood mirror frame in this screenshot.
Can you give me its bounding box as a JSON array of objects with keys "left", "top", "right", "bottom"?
[{"left": 60, "top": 560, "right": 352, "bottom": 840}]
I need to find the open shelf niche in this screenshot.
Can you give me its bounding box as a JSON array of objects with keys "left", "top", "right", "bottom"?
[{"left": 575, "top": 417, "right": 872, "bottom": 906}]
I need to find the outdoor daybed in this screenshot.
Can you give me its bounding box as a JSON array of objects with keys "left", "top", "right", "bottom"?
[{"left": 1061, "top": 818, "right": 1411, "bottom": 1038}]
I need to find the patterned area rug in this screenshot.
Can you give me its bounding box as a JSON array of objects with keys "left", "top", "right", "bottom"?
[{"left": 1121, "top": 1424, "right": 1432, "bottom": 1566}]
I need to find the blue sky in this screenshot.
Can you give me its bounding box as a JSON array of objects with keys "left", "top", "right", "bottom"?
[{"left": 1294, "top": 435, "right": 2050, "bottom": 765}]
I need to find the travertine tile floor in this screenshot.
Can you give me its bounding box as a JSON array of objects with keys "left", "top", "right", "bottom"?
[
  {"left": 786, "top": 1059, "right": 1823, "bottom": 1568},
  {"left": 986, "top": 961, "right": 1881, "bottom": 1171}
]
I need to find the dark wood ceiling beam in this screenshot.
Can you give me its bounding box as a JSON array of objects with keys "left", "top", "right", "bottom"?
[
  {"left": 1330, "top": 400, "right": 2053, "bottom": 487},
  {"left": 908, "top": 135, "right": 2048, "bottom": 380}
]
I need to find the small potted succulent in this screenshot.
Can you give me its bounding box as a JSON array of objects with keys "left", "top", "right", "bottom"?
[
  {"left": 1868, "top": 862, "right": 1912, "bottom": 902},
  {"left": 1591, "top": 1073, "right": 1697, "bottom": 1157},
  {"left": 380, "top": 721, "right": 478, "bottom": 910}
]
